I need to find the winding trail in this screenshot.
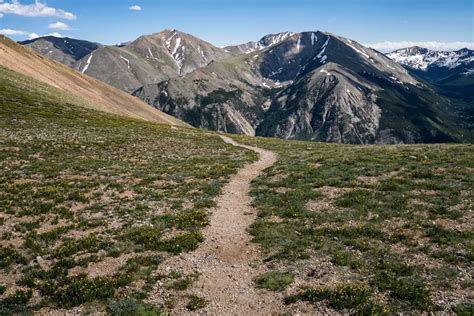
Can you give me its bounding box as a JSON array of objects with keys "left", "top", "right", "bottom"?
[{"left": 154, "top": 136, "right": 281, "bottom": 314}]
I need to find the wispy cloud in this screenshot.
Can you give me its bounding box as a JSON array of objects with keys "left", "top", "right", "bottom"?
[
  {"left": 0, "top": 0, "right": 76, "bottom": 20},
  {"left": 0, "top": 28, "right": 30, "bottom": 36},
  {"left": 48, "top": 21, "right": 69, "bottom": 30},
  {"left": 365, "top": 41, "right": 474, "bottom": 52},
  {"left": 128, "top": 5, "right": 142, "bottom": 11}
]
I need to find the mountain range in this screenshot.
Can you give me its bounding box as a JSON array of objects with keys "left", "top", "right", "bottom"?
[{"left": 20, "top": 31, "right": 474, "bottom": 144}]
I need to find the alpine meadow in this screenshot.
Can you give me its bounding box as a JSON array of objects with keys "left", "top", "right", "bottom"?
[{"left": 0, "top": 0, "right": 472, "bottom": 315}]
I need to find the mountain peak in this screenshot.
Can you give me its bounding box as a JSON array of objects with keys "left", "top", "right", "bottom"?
[{"left": 388, "top": 46, "right": 474, "bottom": 70}]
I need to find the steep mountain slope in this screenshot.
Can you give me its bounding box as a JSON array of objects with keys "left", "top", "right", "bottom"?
[
  {"left": 23, "top": 30, "right": 231, "bottom": 93},
  {"left": 0, "top": 35, "right": 185, "bottom": 126},
  {"left": 135, "top": 31, "right": 469, "bottom": 143},
  {"left": 20, "top": 36, "right": 101, "bottom": 67},
  {"left": 224, "top": 32, "right": 296, "bottom": 55}
]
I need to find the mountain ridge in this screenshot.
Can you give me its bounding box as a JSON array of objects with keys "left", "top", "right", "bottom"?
[
  {"left": 2, "top": 35, "right": 186, "bottom": 126},
  {"left": 19, "top": 30, "right": 474, "bottom": 144}
]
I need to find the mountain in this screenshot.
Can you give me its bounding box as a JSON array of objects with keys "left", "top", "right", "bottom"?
[
  {"left": 224, "top": 32, "right": 296, "bottom": 55},
  {"left": 19, "top": 30, "right": 473, "bottom": 144},
  {"left": 387, "top": 47, "right": 474, "bottom": 100},
  {"left": 134, "top": 31, "right": 470, "bottom": 143},
  {"left": 387, "top": 46, "right": 473, "bottom": 73},
  {"left": 20, "top": 36, "right": 101, "bottom": 67},
  {"left": 1, "top": 35, "right": 185, "bottom": 126},
  {"left": 22, "top": 29, "right": 231, "bottom": 93}
]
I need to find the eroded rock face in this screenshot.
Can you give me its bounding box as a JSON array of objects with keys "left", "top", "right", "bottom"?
[
  {"left": 134, "top": 31, "right": 466, "bottom": 144},
  {"left": 258, "top": 64, "right": 382, "bottom": 144}
]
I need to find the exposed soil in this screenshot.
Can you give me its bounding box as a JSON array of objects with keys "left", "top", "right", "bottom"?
[{"left": 148, "top": 136, "right": 288, "bottom": 314}]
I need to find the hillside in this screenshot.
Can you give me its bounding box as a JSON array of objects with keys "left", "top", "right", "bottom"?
[
  {"left": 0, "top": 35, "right": 185, "bottom": 126},
  {"left": 1, "top": 66, "right": 472, "bottom": 314},
  {"left": 0, "top": 65, "right": 256, "bottom": 314}
]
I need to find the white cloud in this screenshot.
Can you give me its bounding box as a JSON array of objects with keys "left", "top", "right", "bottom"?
[
  {"left": 48, "top": 21, "right": 69, "bottom": 30},
  {"left": 128, "top": 5, "right": 141, "bottom": 11},
  {"left": 0, "top": 28, "right": 63, "bottom": 39},
  {"left": 0, "top": 0, "right": 76, "bottom": 20},
  {"left": 365, "top": 41, "right": 474, "bottom": 52},
  {"left": 0, "top": 28, "right": 29, "bottom": 36},
  {"left": 28, "top": 32, "right": 39, "bottom": 39},
  {"left": 27, "top": 32, "right": 63, "bottom": 39}
]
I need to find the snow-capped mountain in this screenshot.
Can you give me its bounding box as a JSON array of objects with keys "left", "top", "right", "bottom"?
[
  {"left": 387, "top": 46, "right": 473, "bottom": 71},
  {"left": 388, "top": 46, "right": 474, "bottom": 102},
  {"left": 225, "top": 32, "right": 296, "bottom": 55}
]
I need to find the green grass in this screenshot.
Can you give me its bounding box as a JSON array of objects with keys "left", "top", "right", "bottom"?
[
  {"left": 233, "top": 134, "right": 473, "bottom": 313},
  {"left": 0, "top": 66, "right": 257, "bottom": 313},
  {"left": 1, "top": 64, "right": 472, "bottom": 314},
  {"left": 254, "top": 271, "right": 294, "bottom": 291}
]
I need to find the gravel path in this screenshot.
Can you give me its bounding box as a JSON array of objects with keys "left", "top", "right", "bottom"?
[{"left": 153, "top": 136, "right": 282, "bottom": 315}]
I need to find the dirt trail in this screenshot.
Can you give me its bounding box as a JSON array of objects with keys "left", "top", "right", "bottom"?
[{"left": 152, "top": 136, "right": 283, "bottom": 314}]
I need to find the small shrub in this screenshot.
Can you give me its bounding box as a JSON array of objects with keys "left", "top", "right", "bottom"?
[
  {"left": 284, "top": 283, "right": 370, "bottom": 310},
  {"left": 0, "top": 246, "right": 27, "bottom": 268},
  {"left": 186, "top": 295, "right": 207, "bottom": 311},
  {"left": 175, "top": 208, "right": 209, "bottom": 229},
  {"left": 329, "top": 283, "right": 370, "bottom": 310},
  {"left": 107, "top": 299, "right": 162, "bottom": 316},
  {"left": 158, "top": 231, "right": 204, "bottom": 254},
  {"left": 0, "top": 284, "right": 6, "bottom": 295},
  {"left": 42, "top": 276, "right": 118, "bottom": 307},
  {"left": 254, "top": 272, "right": 294, "bottom": 291},
  {"left": 452, "top": 302, "right": 474, "bottom": 316},
  {"left": 358, "top": 300, "right": 390, "bottom": 315},
  {"left": 0, "top": 290, "right": 32, "bottom": 310},
  {"left": 122, "top": 226, "right": 162, "bottom": 249}
]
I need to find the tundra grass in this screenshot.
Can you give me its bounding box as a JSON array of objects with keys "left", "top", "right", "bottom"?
[
  {"left": 0, "top": 67, "right": 257, "bottom": 313},
  {"left": 233, "top": 134, "right": 473, "bottom": 314}
]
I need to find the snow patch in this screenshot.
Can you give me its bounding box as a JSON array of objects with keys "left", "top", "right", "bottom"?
[
  {"left": 81, "top": 54, "right": 93, "bottom": 74},
  {"left": 320, "top": 69, "right": 331, "bottom": 76},
  {"left": 148, "top": 48, "right": 159, "bottom": 61},
  {"left": 347, "top": 42, "right": 370, "bottom": 59},
  {"left": 311, "top": 32, "right": 317, "bottom": 46},
  {"left": 387, "top": 48, "right": 474, "bottom": 71},
  {"left": 120, "top": 55, "right": 131, "bottom": 69}
]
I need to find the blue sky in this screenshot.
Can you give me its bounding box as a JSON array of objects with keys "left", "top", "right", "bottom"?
[{"left": 1, "top": 0, "right": 473, "bottom": 51}]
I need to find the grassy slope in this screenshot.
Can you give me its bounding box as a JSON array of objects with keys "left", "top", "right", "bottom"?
[
  {"left": 0, "top": 35, "right": 185, "bottom": 127},
  {"left": 233, "top": 134, "right": 473, "bottom": 314},
  {"left": 0, "top": 66, "right": 257, "bottom": 314}
]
